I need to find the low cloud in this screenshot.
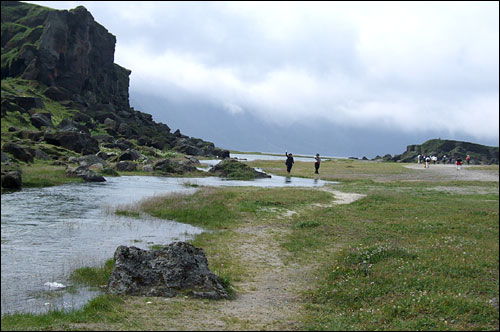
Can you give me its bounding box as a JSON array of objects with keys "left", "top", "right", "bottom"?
[{"left": 27, "top": 1, "right": 499, "bottom": 143}]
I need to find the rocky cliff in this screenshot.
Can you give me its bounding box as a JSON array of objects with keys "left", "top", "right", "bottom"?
[
  {"left": 2, "top": 2, "right": 129, "bottom": 110},
  {"left": 1, "top": 1, "right": 230, "bottom": 190}
]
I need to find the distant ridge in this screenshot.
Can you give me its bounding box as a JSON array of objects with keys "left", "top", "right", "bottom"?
[{"left": 387, "top": 139, "right": 499, "bottom": 164}]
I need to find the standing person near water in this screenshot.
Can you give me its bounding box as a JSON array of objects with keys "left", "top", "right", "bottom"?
[
  {"left": 314, "top": 153, "right": 321, "bottom": 174},
  {"left": 285, "top": 151, "right": 294, "bottom": 174}
]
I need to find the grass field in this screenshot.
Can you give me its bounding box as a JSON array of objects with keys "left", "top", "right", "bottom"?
[{"left": 1, "top": 159, "right": 498, "bottom": 331}]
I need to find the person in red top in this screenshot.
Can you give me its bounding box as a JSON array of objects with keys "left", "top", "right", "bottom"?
[
  {"left": 466, "top": 155, "right": 471, "bottom": 165},
  {"left": 456, "top": 157, "right": 462, "bottom": 170}
]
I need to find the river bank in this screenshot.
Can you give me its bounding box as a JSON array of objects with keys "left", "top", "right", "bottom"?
[{"left": 2, "top": 159, "right": 498, "bottom": 331}]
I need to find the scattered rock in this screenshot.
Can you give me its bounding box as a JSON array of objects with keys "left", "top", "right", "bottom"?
[{"left": 107, "top": 242, "right": 229, "bottom": 300}]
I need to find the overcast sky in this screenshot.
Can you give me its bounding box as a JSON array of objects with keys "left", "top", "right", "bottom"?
[{"left": 26, "top": 1, "right": 499, "bottom": 146}]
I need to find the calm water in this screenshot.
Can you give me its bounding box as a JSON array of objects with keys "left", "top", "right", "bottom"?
[
  {"left": 1, "top": 164, "right": 334, "bottom": 315},
  {"left": 231, "top": 153, "right": 333, "bottom": 162}
]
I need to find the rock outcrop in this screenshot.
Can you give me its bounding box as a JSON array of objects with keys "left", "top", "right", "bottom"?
[
  {"left": 1, "top": 1, "right": 231, "bottom": 191},
  {"left": 107, "top": 242, "right": 229, "bottom": 300},
  {"left": 390, "top": 139, "right": 499, "bottom": 165}
]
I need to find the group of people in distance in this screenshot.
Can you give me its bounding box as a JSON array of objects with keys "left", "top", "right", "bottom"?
[
  {"left": 417, "top": 154, "right": 471, "bottom": 170},
  {"left": 284, "top": 151, "right": 473, "bottom": 175},
  {"left": 285, "top": 151, "right": 321, "bottom": 175}
]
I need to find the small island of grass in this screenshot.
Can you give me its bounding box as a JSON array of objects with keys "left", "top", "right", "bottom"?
[{"left": 209, "top": 159, "right": 271, "bottom": 180}]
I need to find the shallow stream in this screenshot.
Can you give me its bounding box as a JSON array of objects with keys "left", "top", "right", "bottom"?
[{"left": 1, "top": 158, "right": 333, "bottom": 315}]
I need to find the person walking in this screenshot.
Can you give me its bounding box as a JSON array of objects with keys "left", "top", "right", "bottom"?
[
  {"left": 314, "top": 153, "right": 321, "bottom": 174},
  {"left": 417, "top": 154, "right": 422, "bottom": 164},
  {"left": 285, "top": 151, "right": 294, "bottom": 174},
  {"left": 466, "top": 155, "right": 471, "bottom": 165},
  {"left": 456, "top": 157, "right": 462, "bottom": 170},
  {"left": 425, "top": 156, "right": 430, "bottom": 168}
]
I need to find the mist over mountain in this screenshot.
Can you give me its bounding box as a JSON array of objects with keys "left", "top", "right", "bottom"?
[{"left": 130, "top": 90, "right": 496, "bottom": 159}]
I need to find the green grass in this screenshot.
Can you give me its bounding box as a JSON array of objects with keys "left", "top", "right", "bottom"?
[
  {"left": 211, "top": 159, "right": 269, "bottom": 180},
  {"left": 70, "top": 259, "right": 115, "bottom": 287},
  {"left": 284, "top": 183, "right": 499, "bottom": 330},
  {"left": 21, "top": 161, "right": 84, "bottom": 187},
  {"left": 0, "top": 294, "right": 124, "bottom": 331},
  {"left": 135, "top": 186, "right": 332, "bottom": 230},
  {"left": 2, "top": 160, "right": 497, "bottom": 330}
]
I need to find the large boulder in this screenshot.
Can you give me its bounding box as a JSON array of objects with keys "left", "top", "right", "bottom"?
[
  {"left": 66, "top": 165, "right": 105, "bottom": 182},
  {"left": 153, "top": 158, "right": 197, "bottom": 174},
  {"left": 13, "top": 96, "right": 45, "bottom": 112},
  {"left": 77, "top": 155, "right": 107, "bottom": 168},
  {"left": 57, "top": 119, "right": 89, "bottom": 134},
  {"left": 118, "top": 149, "right": 142, "bottom": 161},
  {"left": 115, "top": 161, "right": 137, "bottom": 172},
  {"left": 44, "top": 131, "right": 99, "bottom": 154},
  {"left": 30, "top": 113, "right": 54, "bottom": 129},
  {"left": 107, "top": 242, "right": 229, "bottom": 300},
  {"left": 2, "top": 142, "right": 35, "bottom": 163}
]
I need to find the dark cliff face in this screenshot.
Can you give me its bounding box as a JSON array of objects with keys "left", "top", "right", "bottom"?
[
  {"left": 1, "top": 0, "right": 229, "bottom": 166},
  {"left": 2, "top": 1, "right": 130, "bottom": 111}
]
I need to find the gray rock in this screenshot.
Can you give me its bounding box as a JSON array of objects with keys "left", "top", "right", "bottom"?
[
  {"left": 115, "top": 161, "right": 137, "bottom": 172},
  {"left": 34, "top": 149, "right": 51, "bottom": 160},
  {"left": 2, "top": 142, "right": 35, "bottom": 163},
  {"left": 43, "top": 86, "right": 71, "bottom": 101},
  {"left": 77, "top": 155, "right": 107, "bottom": 168},
  {"left": 66, "top": 166, "right": 105, "bottom": 182},
  {"left": 107, "top": 242, "right": 229, "bottom": 300},
  {"left": 1, "top": 170, "right": 22, "bottom": 189},
  {"left": 153, "top": 158, "right": 176, "bottom": 173},
  {"left": 57, "top": 119, "right": 89, "bottom": 134},
  {"left": 1, "top": 152, "right": 11, "bottom": 162},
  {"left": 30, "top": 113, "right": 54, "bottom": 129},
  {"left": 44, "top": 131, "right": 99, "bottom": 155},
  {"left": 13, "top": 96, "right": 45, "bottom": 112},
  {"left": 118, "top": 149, "right": 142, "bottom": 161}
]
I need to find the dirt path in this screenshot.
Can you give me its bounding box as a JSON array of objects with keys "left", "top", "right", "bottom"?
[
  {"left": 186, "top": 187, "right": 365, "bottom": 331},
  {"left": 403, "top": 164, "right": 499, "bottom": 182},
  {"left": 116, "top": 187, "right": 365, "bottom": 331}
]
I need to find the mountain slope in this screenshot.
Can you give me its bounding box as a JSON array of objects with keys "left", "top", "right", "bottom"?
[{"left": 1, "top": 1, "right": 229, "bottom": 190}]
